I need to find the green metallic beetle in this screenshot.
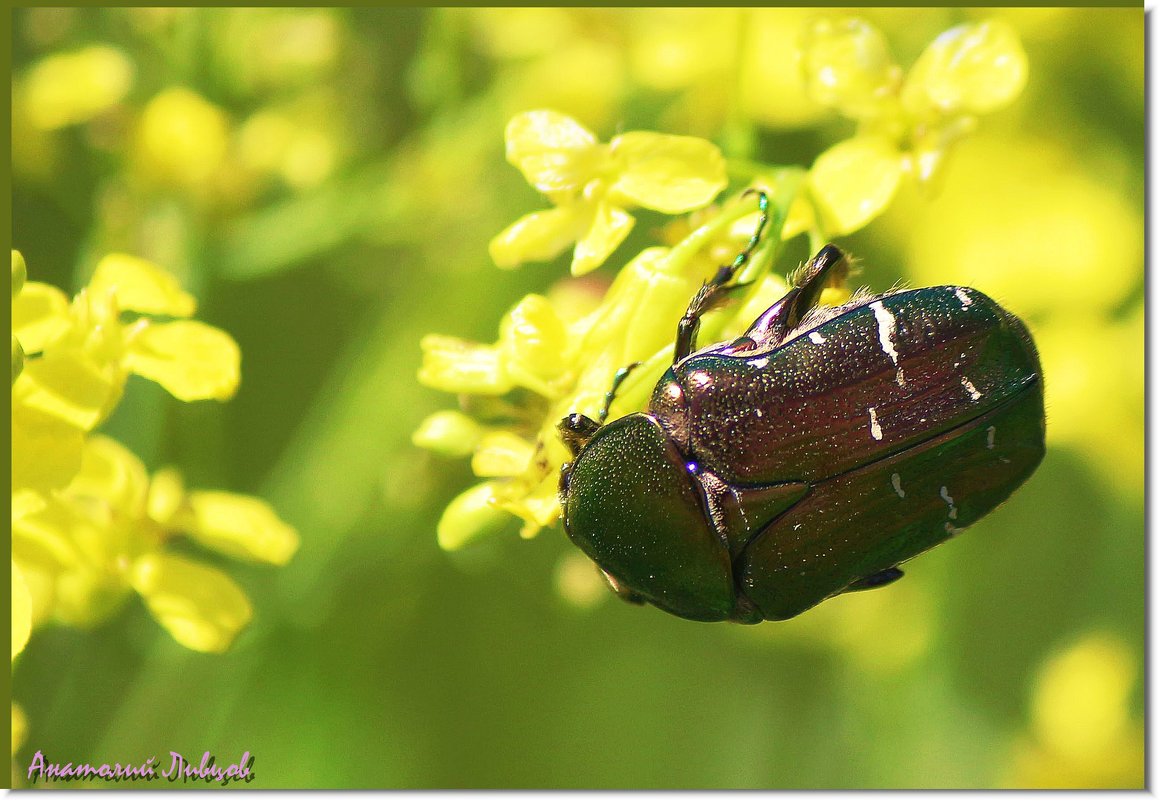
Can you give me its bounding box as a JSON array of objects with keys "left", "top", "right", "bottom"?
[{"left": 558, "top": 194, "right": 1046, "bottom": 623}]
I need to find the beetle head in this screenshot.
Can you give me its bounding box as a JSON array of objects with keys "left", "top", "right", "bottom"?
[{"left": 558, "top": 413, "right": 602, "bottom": 458}]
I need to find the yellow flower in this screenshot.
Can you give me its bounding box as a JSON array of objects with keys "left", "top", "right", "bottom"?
[
  {"left": 18, "top": 45, "right": 134, "bottom": 131},
  {"left": 13, "top": 253, "right": 239, "bottom": 436},
  {"left": 11, "top": 250, "right": 84, "bottom": 517},
  {"left": 13, "top": 435, "right": 298, "bottom": 653},
  {"left": 1005, "top": 633, "right": 1144, "bottom": 788},
  {"left": 11, "top": 250, "right": 295, "bottom": 655},
  {"left": 801, "top": 17, "right": 1028, "bottom": 236},
  {"left": 12, "top": 561, "right": 32, "bottom": 660},
  {"left": 134, "top": 87, "right": 230, "bottom": 192},
  {"left": 423, "top": 175, "right": 805, "bottom": 545},
  {"left": 489, "top": 110, "right": 728, "bottom": 275}
]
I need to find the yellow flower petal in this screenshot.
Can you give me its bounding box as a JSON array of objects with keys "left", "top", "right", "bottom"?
[
  {"left": 801, "top": 16, "right": 902, "bottom": 119},
  {"left": 15, "top": 497, "right": 130, "bottom": 628},
  {"left": 124, "top": 320, "right": 241, "bottom": 402},
  {"left": 1031, "top": 634, "right": 1137, "bottom": 763},
  {"left": 809, "top": 136, "right": 903, "bottom": 236},
  {"left": 12, "top": 401, "right": 85, "bottom": 494},
  {"left": 67, "top": 435, "right": 149, "bottom": 517},
  {"left": 13, "top": 561, "right": 32, "bottom": 659},
  {"left": 135, "top": 87, "right": 230, "bottom": 190},
  {"left": 130, "top": 552, "right": 252, "bottom": 653},
  {"left": 554, "top": 550, "right": 607, "bottom": 610},
  {"left": 12, "top": 336, "right": 23, "bottom": 385},
  {"left": 16, "top": 348, "right": 123, "bottom": 430},
  {"left": 418, "top": 335, "right": 512, "bottom": 395},
  {"left": 12, "top": 703, "right": 27, "bottom": 755},
  {"left": 436, "top": 481, "right": 511, "bottom": 550},
  {"left": 12, "top": 281, "right": 71, "bottom": 354},
  {"left": 21, "top": 45, "right": 135, "bottom": 130},
  {"left": 504, "top": 110, "right": 601, "bottom": 193},
  {"left": 783, "top": 193, "right": 816, "bottom": 241},
  {"left": 87, "top": 253, "right": 197, "bottom": 317},
  {"left": 412, "top": 410, "right": 485, "bottom": 458},
  {"left": 471, "top": 431, "right": 536, "bottom": 478},
  {"left": 499, "top": 294, "right": 570, "bottom": 392},
  {"left": 902, "top": 20, "right": 1028, "bottom": 116},
  {"left": 180, "top": 491, "right": 299, "bottom": 565},
  {"left": 607, "top": 131, "right": 727, "bottom": 213},
  {"left": 12, "top": 488, "right": 46, "bottom": 521},
  {"left": 12, "top": 250, "right": 26, "bottom": 299},
  {"left": 489, "top": 207, "right": 580, "bottom": 268},
  {"left": 146, "top": 467, "right": 186, "bottom": 526},
  {"left": 571, "top": 201, "right": 634, "bottom": 276}
]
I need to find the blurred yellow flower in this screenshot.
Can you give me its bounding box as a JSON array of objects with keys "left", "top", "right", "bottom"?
[
  {"left": 554, "top": 550, "right": 608, "bottom": 610},
  {"left": 802, "top": 16, "right": 1028, "bottom": 235},
  {"left": 11, "top": 251, "right": 296, "bottom": 655},
  {"left": 134, "top": 87, "right": 230, "bottom": 192},
  {"left": 1005, "top": 633, "right": 1143, "bottom": 788},
  {"left": 12, "top": 562, "right": 32, "bottom": 660},
  {"left": 19, "top": 45, "right": 134, "bottom": 130},
  {"left": 748, "top": 574, "right": 935, "bottom": 673},
  {"left": 490, "top": 110, "right": 727, "bottom": 275}
]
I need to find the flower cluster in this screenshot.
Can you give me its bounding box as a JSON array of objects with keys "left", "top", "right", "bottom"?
[
  {"left": 12, "top": 250, "right": 298, "bottom": 656},
  {"left": 416, "top": 15, "right": 1029, "bottom": 555},
  {"left": 800, "top": 17, "right": 1027, "bottom": 235},
  {"left": 489, "top": 110, "right": 728, "bottom": 276},
  {"left": 418, "top": 112, "right": 814, "bottom": 548}
]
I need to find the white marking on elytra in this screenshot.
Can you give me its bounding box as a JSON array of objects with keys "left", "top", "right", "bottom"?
[
  {"left": 939, "top": 486, "right": 958, "bottom": 520},
  {"left": 961, "top": 377, "right": 982, "bottom": 401},
  {"left": 749, "top": 357, "right": 770, "bottom": 370},
  {"left": 891, "top": 473, "right": 905, "bottom": 498},
  {"left": 809, "top": 331, "right": 826, "bottom": 345},
  {"left": 727, "top": 484, "right": 751, "bottom": 533},
  {"left": 869, "top": 407, "right": 883, "bottom": 441},
  {"left": 955, "top": 288, "right": 974, "bottom": 308},
  {"left": 691, "top": 370, "right": 713, "bottom": 387},
  {"left": 870, "top": 300, "right": 906, "bottom": 387},
  {"left": 986, "top": 425, "right": 996, "bottom": 449},
  {"left": 755, "top": 408, "right": 763, "bottom": 418}
]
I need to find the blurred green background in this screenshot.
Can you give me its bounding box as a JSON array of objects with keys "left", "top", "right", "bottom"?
[{"left": 11, "top": 7, "right": 1143, "bottom": 789}]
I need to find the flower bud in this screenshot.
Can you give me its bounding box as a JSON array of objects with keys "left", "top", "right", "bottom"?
[
  {"left": 902, "top": 20, "right": 1028, "bottom": 116},
  {"left": 802, "top": 16, "right": 902, "bottom": 119}
]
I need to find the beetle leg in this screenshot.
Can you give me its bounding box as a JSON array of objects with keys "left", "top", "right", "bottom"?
[
  {"left": 731, "top": 244, "right": 851, "bottom": 351},
  {"left": 673, "top": 191, "right": 770, "bottom": 362},
  {"left": 598, "top": 362, "right": 643, "bottom": 423},
  {"left": 845, "top": 566, "right": 904, "bottom": 592}
]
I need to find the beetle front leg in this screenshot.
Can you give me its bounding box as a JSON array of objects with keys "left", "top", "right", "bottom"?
[
  {"left": 598, "top": 362, "right": 642, "bottom": 423},
  {"left": 673, "top": 191, "right": 770, "bottom": 363}
]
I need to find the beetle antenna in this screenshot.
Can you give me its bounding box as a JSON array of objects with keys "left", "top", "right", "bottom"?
[
  {"left": 599, "top": 362, "right": 642, "bottom": 423},
  {"left": 674, "top": 190, "right": 770, "bottom": 362}
]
